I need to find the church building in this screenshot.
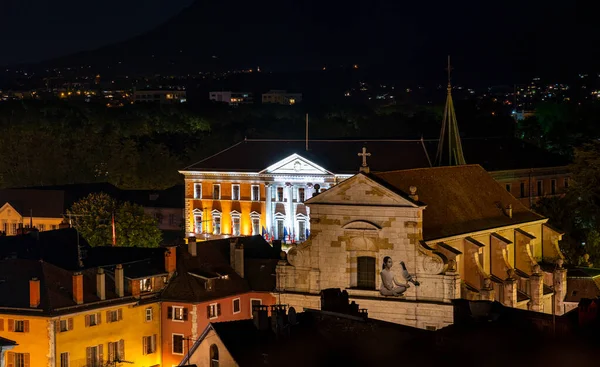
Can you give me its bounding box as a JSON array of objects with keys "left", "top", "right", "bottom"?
[{"left": 275, "top": 164, "right": 567, "bottom": 330}]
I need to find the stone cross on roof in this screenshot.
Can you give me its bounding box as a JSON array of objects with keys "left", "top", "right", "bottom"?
[{"left": 358, "top": 146, "right": 371, "bottom": 173}]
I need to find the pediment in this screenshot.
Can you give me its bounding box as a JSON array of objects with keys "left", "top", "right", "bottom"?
[
  {"left": 260, "top": 154, "right": 332, "bottom": 175},
  {"left": 306, "top": 174, "right": 420, "bottom": 207},
  {"left": 0, "top": 203, "right": 22, "bottom": 219},
  {"left": 342, "top": 220, "right": 381, "bottom": 231}
]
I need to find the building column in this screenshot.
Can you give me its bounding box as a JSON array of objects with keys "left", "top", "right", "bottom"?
[
  {"left": 265, "top": 184, "right": 272, "bottom": 234},
  {"left": 286, "top": 183, "right": 294, "bottom": 239}
]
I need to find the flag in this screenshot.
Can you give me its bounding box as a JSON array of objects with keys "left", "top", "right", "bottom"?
[
  {"left": 283, "top": 227, "right": 288, "bottom": 243},
  {"left": 111, "top": 212, "right": 117, "bottom": 246},
  {"left": 262, "top": 226, "right": 266, "bottom": 237},
  {"left": 306, "top": 228, "right": 310, "bottom": 240},
  {"left": 291, "top": 228, "right": 296, "bottom": 244}
]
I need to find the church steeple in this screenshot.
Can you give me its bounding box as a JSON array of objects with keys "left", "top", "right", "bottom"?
[{"left": 434, "top": 55, "right": 466, "bottom": 166}]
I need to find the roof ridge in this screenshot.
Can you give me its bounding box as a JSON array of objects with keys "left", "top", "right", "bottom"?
[
  {"left": 182, "top": 140, "right": 246, "bottom": 170},
  {"left": 376, "top": 164, "right": 483, "bottom": 175},
  {"left": 245, "top": 138, "right": 428, "bottom": 142}
]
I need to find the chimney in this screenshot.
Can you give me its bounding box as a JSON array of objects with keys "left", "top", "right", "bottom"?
[
  {"left": 230, "top": 239, "right": 244, "bottom": 278},
  {"left": 115, "top": 264, "right": 124, "bottom": 297},
  {"left": 96, "top": 268, "right": 106, "bottom": 300},
  {"left": 72, "top": 272, "right": 84, "bottom": 305},
  {"left": 29, "top": 278, "right": 40, "bottom": 308},
  {"left": 164, "top": 246, "right": 177, "bottom": 274},
  {"left": 253, "top": 305, "right": 270, "bottom": 330},
  {"left": 409, "top": 186, "right": 419, "bottom": 201},
  {"left": 506, "top": 204, "right": 513, "bottom": 219},
  {"left": 188, "top": 236, "right": 197, "bottom": 256}
]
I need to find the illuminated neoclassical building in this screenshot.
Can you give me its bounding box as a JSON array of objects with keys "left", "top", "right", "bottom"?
[{"left": 180, "top": 138, "right": 570, "bottom": 241}]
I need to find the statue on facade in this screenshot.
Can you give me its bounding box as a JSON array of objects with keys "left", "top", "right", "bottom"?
[{"left": 380, "top": 256, "right": 420, "bottom": 296}]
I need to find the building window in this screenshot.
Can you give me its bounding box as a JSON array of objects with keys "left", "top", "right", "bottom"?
[
  {"left": 505, "top": 184, "right": 511, "bottom": 193},
  {"left": 357, "top": 256, "right": 376, "bottom": 289},
  {"left": 551, "top": 179, "right": 557, "bottom": 195},
  {"left": 537, "top": 180, "right": 543, "bottom": 196},
  {"left": 86, "top": 346, "right": 101, "bottom": 367},
  {"left": 213, "top": 214, "right": 221, "bottom": 235},
  {"left": 277, "top": 187, "right": 284, "bottom": 202},
  {"left": 145, "top": 307, "right": 153, "bottom": 322},
  {"left": 213, "top": 184, "right": 221, "bottom": 199},
  {"left": 59, "top": 319, "right": 68, "bottom": 332},
  {"left": 140, "top": 278, "right": 153, "bottom": 293},
  {"left": 107, "top": 340, "right": 124, "bottom": 362},
  {"left": 170, "top": 306, "right": 188, "bottom": 321},
  {"left": 155, "top": 213, "right": 163, "bottom": 224},
  {"left": 564, "top": 177, "right": 569, "bottom": 188},
  {"left": 11, "top": 223, "right": 17, "bottom": 235},
  {"left": 169, "top": 214, "right": 175, "bottom": 225},
  {"left": 143, "top": 335, "right": 157, "bottom": 355},
  {"left": 207, "top": 303, "right": 221, "bottom": 319},
  {"left": 276, "top": 219, "right": 284, "bottom": 240},
  {"left": 232, "top": 215, "right": 241, "bottom": 236},
  {"left": 60, "top": 352, "right": 69, "bottom": 367},
  {"left": 252, "top": 217, "right": 260, "bottom": 236},
  {"left": 107, "top": 309, "right": 122, "bottom": 323},
  {"left": 251, "top": 298, "right": 262, "bottom": 311},
  {"left": 86, "top": 313, "right": 100, "bottom": 327},
  {"left": 233, "top": 298, "right": 241, "bottom": 314},
  {"left": 195, "top": 214, "right": 203, "bottom": 234},
  {"left": 251, "top": 185, "right": 260, "bottom": 201},
  {"left": 210, "top": 344, "right": 219, "bottom": 367},
  {"left": 232, "top": 184, "right": 240, "bottom": 200},
  {"left": 520, "top": 182, "right": 526, "bottom": 198},
  {"left": 11, "top": 353, "right": 30, "bottom": 367},
  {"left": 51, "top": 225, "right": 57, "bottom": 230},
  {"left": 425, "top": 325, "right": 437, "bottom": 331},
  {"left": 298, "top": 188, "right": 305, "bottom": 202},
  {"left": 299, "top": 220, "right": 306, "bottom": 241},
  {"left": 39, "top": 224, "right": 45, "bottom": 231},
  {"left": 14, "top": 320, "right": 25, "bottom": 332},
  {"left": 173, "top": 334, "right": 184, "bottom": 355}
]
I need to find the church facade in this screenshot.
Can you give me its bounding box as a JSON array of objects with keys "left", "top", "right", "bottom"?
[{"left": 275, "top": 165, "right": 567, "bottom": 330}]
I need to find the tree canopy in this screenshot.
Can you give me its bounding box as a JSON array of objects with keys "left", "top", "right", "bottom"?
[{"left": 68, "top": 192, "right": 162, "bottom": 248}]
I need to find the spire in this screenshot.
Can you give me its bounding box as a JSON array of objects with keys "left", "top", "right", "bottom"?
[{"left": 434, "top": 55, "right": 466, "bottom": 166}]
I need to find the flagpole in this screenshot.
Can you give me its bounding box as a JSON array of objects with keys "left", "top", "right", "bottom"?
[{"left": 112, "top": 212, "right": 117, "bottom": 246}]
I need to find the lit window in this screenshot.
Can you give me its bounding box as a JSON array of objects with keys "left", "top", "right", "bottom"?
[
  {"left": 251, "top": 185, "right": 260, "bottom": 201},
  {"left": 195, "top": 214, "right": 203, "bottom": 234},
  {"left": 143, "top": 335, "right": 157, "bottom": 355},
  {"left": 140, "top": 278, "right": 153, "bottom": 293},
  {"left": 171, "top": 306, "right": 187, "bottom": 321},
  {"left": 252, "top": 217, "right": 260, "bottom": 236},
  {"left": 207, "top": 303, "right": 221, "bottom": 319},
  {"left": 299, "top": 220, "right": 307, "bottom": 241},
  {"left": 213, "top": 215, "right": 221, "bottom": 235},
  {"left": 277, "top": 187, "right": 284, "bottom": 202},
  {"left": 232, "top": 216, "right": 241, "bottom": 236},
  {"left": 194, "top": 183, "right": 202, "bottom": 199}
]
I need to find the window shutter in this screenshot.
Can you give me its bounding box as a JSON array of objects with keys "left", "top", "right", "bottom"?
[
  {"left": 152, "top": 334, "right": 157, "bottom": 353},
  {"left": 106, "top": 310, "right": 111, "bottom": 323},
  {"left": 207, "top": 305, "right": 210, "bottom": 318},
  {"left": 97, "top": 312, "right": 102, "bottom": 324},
  {"left": 217, "top": 303, "right": 221, "bottom": 316},
  {"left": 142, "top": 337, "right": 147, "bottom": 355},
  {"left": 183, "top": 308, "right": 188, "bottom": 321},
  {"left": 86, "top": 347, "right": 91, "bottom": 366},
  {"left": 108, "top": 342, "right": 114, "bottom": 362},
  {"left": 24, "top": 320, "right": 30, "bottom": 332},
  {"left": 118, "top": 339, "right": 125, "bottom": 360},
  {"left": 8, "top": 319, "right": 14, "bottom": 332},
  {"left": 7, "top": 352, "right": 14, "bottom": 367},
  {"left": 0, "top": 318, "right": 3, "bottom": 331},
  {"left": 98, "top": 344, "right": 104, "bottom": 364},
  {"left": 167, "top": 307, "right": 173, "bottom": 319},
  {"left": 23, "top": 353, "right": 30, "bottom": 367},
  {"left": 85, "top": 315, "right": 90, "bottom": 327},
  {"left": 54, "top": 320, "right": 60, "bottom": 332},
  {"left": 118, "top": 309, "right": 123, "bottom": 321},
  {"left": 68, "top": 318, "right": 73, "bottom": 331}
]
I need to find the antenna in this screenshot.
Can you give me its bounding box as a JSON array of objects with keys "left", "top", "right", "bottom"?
[{"left": 305, "top": 113, "right": 309, "bottom": 151}]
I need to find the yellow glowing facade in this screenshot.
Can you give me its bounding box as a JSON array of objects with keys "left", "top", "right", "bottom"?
[
  {"left": 0, "top": 203, "right": 63, "bottom": 235},
  {"left": 0, "top": 315, "right": 49, "bottom": 367}
]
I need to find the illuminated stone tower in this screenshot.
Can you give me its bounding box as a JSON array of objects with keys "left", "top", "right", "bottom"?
[{"left": 434, "top": 56, "right": 466, "bottom": 166}]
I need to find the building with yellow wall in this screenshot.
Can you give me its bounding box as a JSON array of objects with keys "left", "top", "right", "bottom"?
[{"left": 0, "top": 247, "right": 174, "bottom": 367}]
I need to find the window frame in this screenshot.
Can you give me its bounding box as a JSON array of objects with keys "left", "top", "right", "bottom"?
[
  {"left": 172, "top": 306, "right": 185, "bottom": 322},
  {"left": 89, "top": 313, "right": 98, "bottom": 326},
  {"left": 276, "top": 187, "right": 284, "bottom": 202},
  {"left": 212, "top": 211, "right": 222, "bottom": 235},
  {"left": 140, "top": 278, "right": 153, "bottom": 293},
  {"left": 210, "top": 344, "right": 220, "bottom": 367},
  {"left": 60, "top": 352, "right": 69, "bottom": 367},
  {"left": 59, "top": 319, "right": 68, "bottom": 332},
  {"left": 232, "top": 184, "right": 240, "bottom": 201},
  {"left": 14, "top": 320, "right": 25, "bottom": 332},
  {"left": 194, "top": 183, "right": 202, "bottom": 199},
  {"left": 298, "top": 187, "right": 305, "bottom": 202},
  {"left": 505, "top": 183, "right": 511, "bottom": 193},
  {"left": 172, "top": 333, "right": 185, "bottom": 355},
  {"left": 232, "top": 298, "right": 241, "bottom": 314},
  {"left": 537, "top": 180, "right": 543, "bottom": 196},
  {"left": 193, "top": 210, "right": 203, "bottom": 234},
  {"left": 231, "top": 211, "right": 241, "bottom": 236},
  {"left": 212, "top": 184, "right": 221, "bottom": 200},
  {"left": 250, "top": 298, "right": 262, "bottom": 312},
  {"left": 251, "top": 216, "right": 260, "bottom": 236},
  {"left": 208, "top": 303, "right": 219, "bottom": 319},
  {"left": 145, "top": 307, "right": 153, "bottom": 322},
  {"left": 356, "top": 256, "right": 376, "bottom": 290},
  {"left": 520, "top": 182, "right": 526, "bottom": 198},
  {"left": 251, "top": 185, "right": 260, "bottom": 201}
]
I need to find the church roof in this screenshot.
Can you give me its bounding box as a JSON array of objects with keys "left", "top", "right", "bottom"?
[
  {"left": 375, "top": 165, "right": 544, "bottom": 241},
  {"left": 182, "top": 138, "right": 569, "bottom": 174}
]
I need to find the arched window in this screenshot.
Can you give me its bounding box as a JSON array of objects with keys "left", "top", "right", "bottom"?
[
  {"left": 357, "top": 256, "right": 376, "bottom": 289},
  {"left": 210, "top": 344, "right": 219, "bottom": 367}
]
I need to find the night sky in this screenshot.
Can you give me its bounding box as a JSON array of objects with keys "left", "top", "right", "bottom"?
[{"left": 0, "top": 0, "right": 596, "bottom": 83}]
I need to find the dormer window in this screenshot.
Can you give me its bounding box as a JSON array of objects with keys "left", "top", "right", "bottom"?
[{"left": 140, "top": 278, "right": 153, "bottom": 293}]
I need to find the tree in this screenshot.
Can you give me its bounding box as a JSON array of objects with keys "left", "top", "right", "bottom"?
[{"left": 68, "top": 193, "right": 162, "bottom": 247}]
